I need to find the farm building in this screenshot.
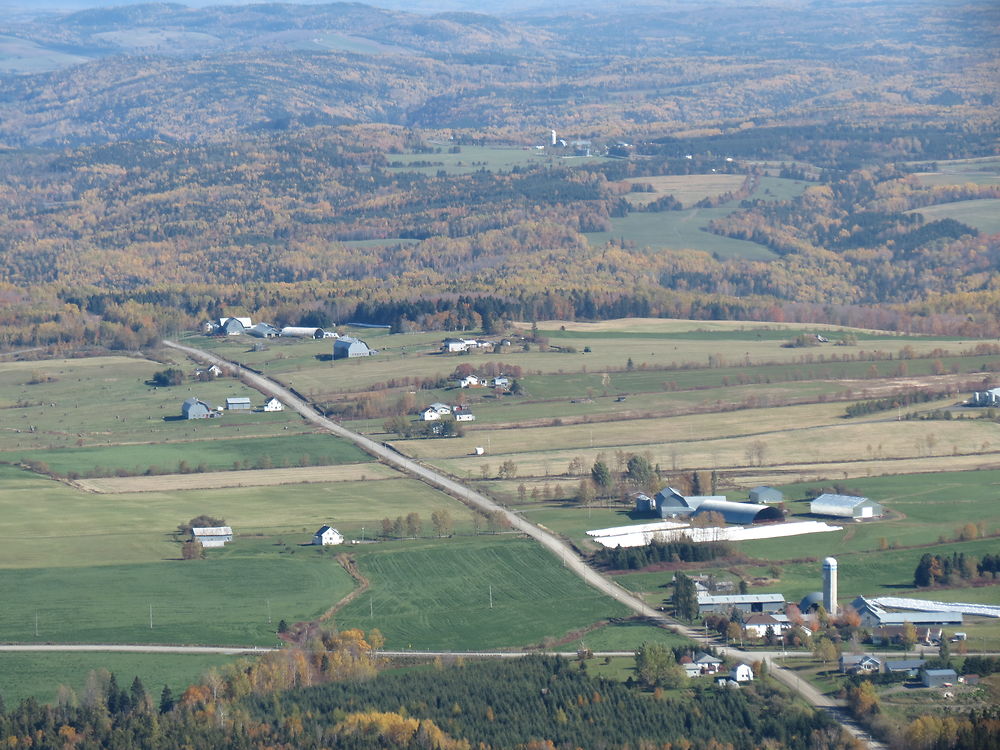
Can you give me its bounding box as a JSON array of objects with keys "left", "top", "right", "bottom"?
[
  {"left": 652, "top": 487, "right": 726, "bottom": 517},
  {"left": 453, "top": 374, "right": 481, "bottom": 388},
  {"left": 263, "top": 397, "right": 283, "bottom": 412},
  {"left": 970, "top": 387, "right": 1000, "bottom": 406},
  {"left": 333, "top": 337, "right": 374, "bottom": 359},
  {"left": 281, "top": 326, "right": 328, "bottom": 339},
  {"left": 442, "top": 338, "right": 468, "bottom": 352},
  {"left": 454, "top": 411, "right": 476, "bottom": 422},
  {"left": 313, "top": 526, "right": 344, "bottom": 546},
  {"left": 922, "top": 669, "right": 957, "bottom": 688},
  {"left": 697, "top": 593, "right": 785, "bottom": 616},
  {"left": 193, "top": 526, "right": 233, "bottom": 547},
  {"left": 247, "top": 323, "right": 280, "bottom": 338},
  {"left": 181, "top": 397, "right": 213, "bottom": 419},
  {"left": 690, "top": 499, "right": 783, "bottom": 525},
  {"left": 810, "top": 494, "right": 883, "bottom": 519},
  {"left": 194, "top": 364, "right": 223, "bottom": 379},
  {"left": 492, "top": 376, "right": 511, "bottom": 388},
  {"left": 218, "top": 317, "right": 248, "bottom": 335},
  {"left": 749, "top": 486, "right": 783, "bottom": 504},
  {"left": 633, "top": 493, "right": 656, "bottom": 514},
  {"left": 850, "top": 596, "right": 963, "bottom": 628},
  {"left": 226, "top": 397, "right": 252, "bottom": 411},
  {"left": 421, "top": 407, "right": 442, "bottom": 421}
]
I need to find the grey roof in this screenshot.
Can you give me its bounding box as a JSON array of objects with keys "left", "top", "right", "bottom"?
[
  {"left": 924, "top": 669, "right": 957, "bottom": 677},
  {"left": 877, "top": 612, "right": 963, "bottom": 625},
  {"left": 811, "top": 493, "right": 871, "bottom": 509},
  {"left": 799, "top": 592, "right": 825, "bottom": 611},
  {"left": 885, "top": 659, "right": 925, "bottom": 670},
  {"left": 698, "top": 593, "right": 785, "bottom": 605},
  {"left": 226, "top": 397, "right": 251, "bottom": 404}
]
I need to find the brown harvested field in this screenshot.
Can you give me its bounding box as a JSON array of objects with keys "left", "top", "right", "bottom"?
[
  {"left": 530, "top": 318, "right": 891, "bottom": 334},
  {"left": 622, "top": 174, "right": 746, "bottom": 208},
  {"left": 73, "top": 462, "right": 401, "bottom": 493}
]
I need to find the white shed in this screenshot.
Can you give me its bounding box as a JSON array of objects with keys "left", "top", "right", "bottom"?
[
  {"left": 811, "top": 494, "right": 884, "bottom": 518},
  {"left": 193, "top": 526, "right": 233, "bottom": 547}
]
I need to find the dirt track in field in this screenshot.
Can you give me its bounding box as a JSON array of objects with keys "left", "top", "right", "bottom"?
[{"left": 72, "top": 463, "right": 401, "bottom": 493}]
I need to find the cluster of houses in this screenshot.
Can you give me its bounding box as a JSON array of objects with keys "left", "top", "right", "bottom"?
[
  {"left": 676, "top": 651, "right": 755, "bottom": 684},
  {"left": 420, "top": 403, "right": 476, "bottom": 422},
  {"left": 181, "top": 395, "right": 283, "bottom": 419},
  {"left": 210, "top": 317, "right": 376, "bottom": 359},
  {"left": 839, "top": 653, "right": 969, "bottom": 688}
]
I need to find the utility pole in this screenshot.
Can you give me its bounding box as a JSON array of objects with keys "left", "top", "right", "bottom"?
[
  {"left": 266, "top": 599, "right": 271, "bottom": 625},
  {"left": 489, "top": 584, "right": 493, "bottom": 609},
  {"left": 149, "top": 603, "right": 153, "bottom": 629},
  {"left": 34, "top": 611, "right": 38, "bottom": 637}
]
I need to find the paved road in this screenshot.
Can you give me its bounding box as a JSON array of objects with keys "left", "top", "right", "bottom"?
[{"left": 162, "top": 339, "right": 881, "bottom": 747}]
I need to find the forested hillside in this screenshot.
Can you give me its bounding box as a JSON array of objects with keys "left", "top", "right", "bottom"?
[{"left": 0, "top": 0, "right": 996, "bottom": 350}]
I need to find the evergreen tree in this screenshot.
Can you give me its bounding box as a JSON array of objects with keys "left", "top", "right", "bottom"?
[{"left": 159, "top": 685, "right": 174, "bottom": 714}]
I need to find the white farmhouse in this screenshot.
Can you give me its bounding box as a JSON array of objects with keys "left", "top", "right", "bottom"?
[
  {"left": 263, "top": 397, "right": 283, "bottom": 412},
  {"left": 313, "top": 525, "right": 344, "bottom": 546}
]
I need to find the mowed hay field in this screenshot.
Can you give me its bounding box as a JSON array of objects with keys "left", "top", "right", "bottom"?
[
  {"left": 75, "top": 462, "right": 399, "bottom": 493},
  {"left": 622, "top": 174, "right": 746, "bottom": 208},
  {"left": 334, "top": 537, "right": 631, "bottom": 650}
]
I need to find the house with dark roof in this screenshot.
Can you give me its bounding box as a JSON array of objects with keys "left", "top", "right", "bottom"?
[
  {"left": 840, "top": 654, "right": 881, "bottom": 674},
  {"left": 313, "top": 525, "right": 344, "bottom": 546},
  {"left": 884, "top": 659, "right": 925, "bottom": 678}
]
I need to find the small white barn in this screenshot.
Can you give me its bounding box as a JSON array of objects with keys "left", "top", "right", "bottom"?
[
  {"left": 313, "top": 525, "right": 344, "bottom": 546},
  {"left": 263, "top": 397, "right": 283, "bottom": 412},
  {"left": 730, "top": 664, "right": 754, "bottom": 682},
  {"left": 193, "top": 526, "right": 233, "bottom": 547},
  {"left": 811, "top": 494, "right": 883, "bottom": 519}
]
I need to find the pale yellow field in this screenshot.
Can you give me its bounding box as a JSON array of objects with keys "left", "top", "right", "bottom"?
[
  {"left": 530, "top": 318, "right": 906, "bottom": 334},
  {"left": 622, "top": 175, "right": 746, "bottom": 208},
  {"left": 421, "top": 418, "right": 999, "bottom": 483},
  {"left": 73, "top": 462, "right": 400, "bottom": 493}
]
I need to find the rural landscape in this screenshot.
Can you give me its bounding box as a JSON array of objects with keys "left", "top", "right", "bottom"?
[{"left": 0, "top": 0, "right": 998, "bottom": 747}]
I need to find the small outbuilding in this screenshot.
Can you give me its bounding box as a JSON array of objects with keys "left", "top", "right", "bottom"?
[
  {"left": 193, "top": 526, "right": 233, "bottom": 547},
  {"left": 313, "top": 525, "right": 344, "bottom": 546},
  {"left": 181, "top": 397, "right": 213, "bottom": 420},
  {"left": 922, "top": 668, "right": 957, "bottom": 688},
  {"left": 334, "top": 337, "right": 374, "bottom": 359},
  {"left": 749, "top": 486, "right": 783, "bottom": 504},
  {"left": 248, "top": 323, "right": 281, "bottom": 338},
  {"left": 226, "top": 397, "right": 252, "bottom": 411},
  {"left": 810, "top": 493, "right": 884, "bottom": 519}
]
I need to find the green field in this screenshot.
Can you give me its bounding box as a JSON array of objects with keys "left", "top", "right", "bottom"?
[
  {"left": 0, "top": 465, "right": 466, "bottom": 569},
  {"left": 0, "top": 546, "right": 355, "bottom": 646},
  {"left": 0, "top": 354, "right": 310, "bottom": 455},
  {"left": 906, "top": 198, "right": 1000, "bottom": 234},
  {"left": 563, "top": 620, "right": 692, "bottom": 652},
  {"left": 335, "top": 536, "right": 631, "bottom": 650},
  {"left": 0, "top": 652, "right": 239, "bottom": 705},
  {"left": 12, "top": 432, "right": 370, "bottom": 478}
]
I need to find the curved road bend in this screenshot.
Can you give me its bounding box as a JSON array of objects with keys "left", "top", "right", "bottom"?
[{"left": 162, "top": 340, "right": 881, "bottom": 748}]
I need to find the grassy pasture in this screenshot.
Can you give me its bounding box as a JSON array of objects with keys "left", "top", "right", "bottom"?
[
  {"left": 0, "top": 35, "right": 92, "bottom": 73},
  {"left": 0, "top": 547, "right": 355, "bottom": 646},
  {"left": 585, "top": 207, "right": 778, "bottom": 260},
  {"left": 0, "top": 354, "right": 309, "bottom": 454},
  {"left": 334, "top": 536, "right": 630, "bottom": 650},
  {"left": 0, "top": 652, "right": 238, "bottom": 705},
  {"left": 227, "top": 326, "right": 977, "bottom": 398},
  {"left": 0, "top": 465, "right": 464, "bottom": 570},
  {"left": 905, "top": 199, "right": 1000, "bottom": 234},
  {"left": 12, "top": 432, "right": 371, "bottom": 478},
  {"left": 563, "top": 620, "right": 693, "bottom": 652}
]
